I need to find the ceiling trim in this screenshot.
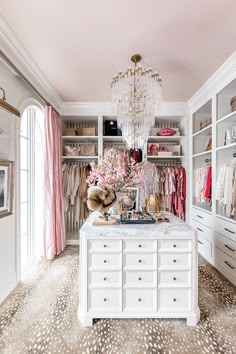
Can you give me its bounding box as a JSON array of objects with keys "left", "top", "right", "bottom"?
[
  {"left": 0, "top": 16, "right": 63, "bottom": 112},
  {"left": 188, "top": 50, "right": 236, "bottom": 113},
  {"left": 60, "top": 101, "right": 189, "bottom": 116}
]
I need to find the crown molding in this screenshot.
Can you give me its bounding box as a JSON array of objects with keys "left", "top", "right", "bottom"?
[
  {"left": 0, "top": 16, "right": 63, "bottom": 112},
  {"left": 61, "top": 101, "right": 189, "bottom": 116},
  {"left": 188, "top": 51, "right": 236, "bottom": 113}
]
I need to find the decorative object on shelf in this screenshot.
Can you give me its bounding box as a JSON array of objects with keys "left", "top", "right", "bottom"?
[
  {"left": 0, "top": 87, "right": 20, "bottom": 118},
  {"left": 205, "top": 136, "right": 212, "bottom": 151},
  {"left": 200, "top": 119, "right": 211, "bottom": 130},
  {"left": 120, "top": 211, "right": 156, "bottom": 224},
  {"left": 224, "top": 129, "right": 232, "bottom": 146},
  {"left": 157, "top": 128, "right": 176, "bottom": 136},
  {"left": 0, "top": 160, "right": 14, "bottom": 218},
  {"left": 148, "top": 143, "right": 181, "bottom": 156},
  {"left": 230, "top": 96, "right": 236, "bottom": 112},
  {"left": 65, "top": 125, "right": 76, "bottom": 136},
  {"left": 231, "top": 126, "right": 236, "bottom": 143},
  {"left": 111, "top": 53, "right": 162, "bottom": 149},
  {"left": 77, "top": 126, "right": 96, "bottom": 136},
  {"left": 87, "top": 185, "right": 117, "bottom": 213}
]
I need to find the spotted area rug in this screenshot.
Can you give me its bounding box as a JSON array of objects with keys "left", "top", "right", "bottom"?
[{"left": 0, "top": 246, "right": 236, "bottom": 354}]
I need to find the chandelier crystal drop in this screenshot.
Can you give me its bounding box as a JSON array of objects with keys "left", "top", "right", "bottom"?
[{"left": 111, "top": 54, "right": 162, "bottom": 150}]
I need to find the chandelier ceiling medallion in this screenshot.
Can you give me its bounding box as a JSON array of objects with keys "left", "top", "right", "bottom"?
[{"left": 111, "top": 54, "right": 162, "bottom": 150}]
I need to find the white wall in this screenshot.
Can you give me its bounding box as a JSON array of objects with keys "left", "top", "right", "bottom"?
[{"left": 0, "top": 59, "right": 44, "bottom": 303}]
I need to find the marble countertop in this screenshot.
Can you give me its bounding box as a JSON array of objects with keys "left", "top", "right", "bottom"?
[{"left": 80, "top": 212, "right": 197, "bottom": 239}]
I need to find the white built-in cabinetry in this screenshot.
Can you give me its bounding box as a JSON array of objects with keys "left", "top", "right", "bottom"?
[{"left": 190, "top": 56, "right": 236, "bottom": 286}]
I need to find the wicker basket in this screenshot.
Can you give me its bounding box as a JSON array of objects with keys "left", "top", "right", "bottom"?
[{"left": 65, "top": 128, "right": 76, "bottom": 136}]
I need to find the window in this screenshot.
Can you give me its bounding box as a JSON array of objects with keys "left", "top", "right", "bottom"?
[{"left": 20, "top": 105, "right": 44, "bottom": 272}]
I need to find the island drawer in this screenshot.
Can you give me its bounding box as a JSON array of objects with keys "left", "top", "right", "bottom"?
[
  {"left": 88, "top": 271, "right": 122, "bottom": 287},
  {"left": 124, "top": 271, "right": 157, "bottom": 288},
  {"left": 123, "top": 240, "right": 157, "bottom": 252},
  {"left": 158, "top": 253, "right": 191, "bottom": 269},
  {"left": 158, "top": 240, "right": 191, "bottom": 252},
  {"left": 88, "top": 240, "right": 122, "bottom": 253},
  {"left": 158, "top": 288, "right": 191, "bottom": 311},
  {"left": 88, "top": 253, "right": 122, "bottom": 271},
  {"left": 88, "top": 289, "right": 122, "bottom": 312},
  {"left": 123, "top": 289, "right": 157, "bottom": 312},
  {"left": 159, "top": 271, "right": 191, "bottom": 287},
  {"left": 123, "top": 253, "right": 157, "bottom": 270}
]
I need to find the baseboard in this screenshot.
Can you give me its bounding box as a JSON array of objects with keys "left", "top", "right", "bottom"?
[{"left": 66, "top": 239, "right": 79, "bottom": 246}]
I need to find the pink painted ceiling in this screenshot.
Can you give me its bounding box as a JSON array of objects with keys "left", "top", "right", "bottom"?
[{"left": 1, "top": 0, "right": 236, "bottom": 102}]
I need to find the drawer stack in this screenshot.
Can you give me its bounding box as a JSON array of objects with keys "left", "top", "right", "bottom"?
[
  {"left": 88, "top": 239, "right": 122, "bottom": 313},
  {"left": 158, "top": 240, "right": 192, "bottom": 312},
  {"left": 123, "top": 240, "right": 157, "bottom": 312},
  {"left": 214, "top": 217, "right": 236, "bottom": 286},
  {"left": 191, "top": 207, "right": 213, "bottom": 261}
]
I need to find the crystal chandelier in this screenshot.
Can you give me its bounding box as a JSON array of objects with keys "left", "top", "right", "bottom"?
[{"left": 111, "top": 54, "right": 162, "bottom": 150}]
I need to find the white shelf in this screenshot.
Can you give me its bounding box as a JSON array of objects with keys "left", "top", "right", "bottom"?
[
  {"left": 148, "top": 136, "right": 185, "bottom": 140},
  {"left": 192, "top": 150, "right": 212, "bottom": 158},
  {"left": 62, "top": 156, "right": 98, "bottom": 159},
  {"left": 62, "top": 135, "right": 98, "bottom": 140},
  {"left": 103, "top": 136, "right": 123, "bottom": 140},
  {"left": 192, "top": 124, "right": 212, "bottom": 137},
  {"left": 217, "top": 111, "right": 236, "bottom": 125},
  {"left": 192, "top": 204, "right": 212, "bottom": 214},
  {"left": 216, "top": 142, "right": 236, "bottom": 152},
  {"left": 147, "top": 155, "right": 185, "bottom": 159}
]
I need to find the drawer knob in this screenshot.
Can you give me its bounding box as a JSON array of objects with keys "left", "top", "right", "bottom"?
[
  {"left": 139, "top": 244, "right": 142, "bottom": 248},
  {"left": 139, "top": 259, "right": 142, "bottom": 263},
  {"left": 138, "top": 277, "right": 142, "bottom": 281},
  {"left": 173, "top": 259, "right": 176, "bottom": 263},
  {"left": 104, "top": 277, "right": 107, "bottom": 281},
  {"left": 104, "top": 259, "right": 107, "bottom": 263},
  {"left": 173, "top": 298, "right": 177, "bottom": 302},
  {"left": 173, "top": 244, "right": 176, "bottom": 248},
  {"left": 173, "top": 277, "right": 176, "bottom": 281},
  {"left": 103, "top": 244, "right": 107, "bottom": 248},
  {"left": 104, "top": 298, "right": 107, "bottom": 302},
  {"left": 138, "top": 298, "right": 141, "bottom": 302}
]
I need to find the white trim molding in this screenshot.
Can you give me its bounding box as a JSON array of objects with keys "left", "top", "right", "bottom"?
[{"left": 0, "top": 16, "right": 63, "bottom": 112}]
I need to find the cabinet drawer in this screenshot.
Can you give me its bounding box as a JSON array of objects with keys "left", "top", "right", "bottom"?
[
  {"left": 215, "top": 232, "right": 236, "bottom": 260},
  {"left": 191, "top": 219, "right": 213, "bottom": 242},
  {"left": 159, "top": 271, "right": 191, "bottom": 287},
  {"left": 215, "top": 247, "right": 236, "bottom": 277},
  {"left": 88, "top": 271, "right": 122, "bottom": 288},
  {"left": 123, "top": 240, "right": 157, "bottom": 252},
  {"left": 192, "top": 207, "right": 212, "bottom": 227},
  {"left": 88, "top": 253, "right": 122, "bottom": 270},
  {"left": 88, "top": 289, "right": 122, "bottom": 312},
  {"left": 198, "top": 235, "right": 212, "bottom": 259},
  {"left": 158, "top": 253, "right": 191, "bottom": 269},
  {"left": 158, "top": 288, "right": 191, "bottom": 312},
  {"left": 123, "top": 289, "right": 156, "bottom": 312},
  {"left": 124, "top": 271, "right": 157, "bottom": 288},
  {"left": 215, "top": 217, "right": 236, "bottom": 242},
  {"left": 88, "top": 239, "right": 122, "bottom": 253},
  {"left": 124, "top": 253, "right": 157, "bottom": 270},
  {"left": 158, "top": 240, "right": 191, "bottom": 253}
]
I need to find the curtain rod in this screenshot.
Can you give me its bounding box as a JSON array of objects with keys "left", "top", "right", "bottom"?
[{"left": 0, "top": 50, "right": 60, "bottom": 116}]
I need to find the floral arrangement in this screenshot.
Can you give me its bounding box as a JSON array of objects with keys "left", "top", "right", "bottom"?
[{"left": 87, "top": 149, "right": 146, "bottom": 192}]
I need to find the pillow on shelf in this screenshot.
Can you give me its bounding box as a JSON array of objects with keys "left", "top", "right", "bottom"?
[{"left": 157, "top": 128, "right": 176, "bottom": 136}]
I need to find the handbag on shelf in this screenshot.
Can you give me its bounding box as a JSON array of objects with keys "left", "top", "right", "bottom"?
[
  {"left": 157, "top": 128, "right": 176, "bottom": 136},
  {"left": 65, "top": 128, "right": 76, "bottom": 136},
  {"left": 64, "top": 145, "right": 80, "bottom": 156},
  {"left": 79, "top": 144, "right": 97, "bottom": 156}
]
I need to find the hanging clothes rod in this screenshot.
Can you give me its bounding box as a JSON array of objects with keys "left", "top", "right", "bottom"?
[
  {"left": 205, "top": 158, "right": 212, "bottom": 163},
  {"left": 0, "top": 50, "right": 60, "bottom": 116}
]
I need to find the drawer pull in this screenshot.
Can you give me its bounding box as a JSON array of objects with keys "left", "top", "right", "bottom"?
[
  {"left": 173, "top": 298, "right": 177, "bottom": 302},
  {"left": 173, "top": 259, "right": 176, "bottom": 263},
  {"left": 104, "top": 259, "right": 107, "bottom": 263},
  {"left": 103, "top": 277, "right": 107, "bottom": 281},
  {"left": 224, "top": 228, "right": 235, "bottom": 235},
  {"left": 104, "top": 298, "right": 107, "bottom": 302},
  {"left": 138, "top": 244, "right": 142, "bottom": 248},
  {"left": 197, "top": 227, "right": 203, "bottom": 232},
  {"left": 173, "top": 244, "right": 176, "bottom": 248},
  {"left": 139, "top": 259, "right": 142, "bottom": 263},
  {"left": 198, "top": 240, "right": 203, "bottom": 245},
  {"left": 138, "top": 277, "right": 142, "bottom": 281},
  {"left": 138, "top": 298, "right": 141, "bottom": 302},
  {"left": 196, "top": 214, "right": 203, "bottom": 219},
  {"left": 224, "top": 244, "right": 235, "bottom": 252},
  {"left": 173, "top": 277, "right": 176, "bottom": 281},
  {"left": 224, "top": 261, "right": 235, "bottom": 269},
  {"left": 103, "top": 244, "right": 107, "bottom": 248}
]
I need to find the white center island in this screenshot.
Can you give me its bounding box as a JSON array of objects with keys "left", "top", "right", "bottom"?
[{"left": 78, "top": 213, "right": 200, "bottom": 327}]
